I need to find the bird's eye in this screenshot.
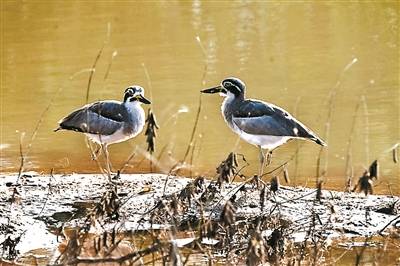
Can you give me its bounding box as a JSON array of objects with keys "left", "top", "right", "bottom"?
[{"left": 224, "top": 82, "right": 233, "bottom": 88}]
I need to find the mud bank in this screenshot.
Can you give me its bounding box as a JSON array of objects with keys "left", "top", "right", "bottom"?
[{"left": 1, "top": 172, "right": 399, "bottom": 264}]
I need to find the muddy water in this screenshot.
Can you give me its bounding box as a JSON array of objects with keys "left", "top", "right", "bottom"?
[{"left": 1, "top": 2, "right": 399, "bottom": 193}]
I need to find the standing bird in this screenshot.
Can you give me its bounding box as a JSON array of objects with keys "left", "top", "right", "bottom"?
[
  {"left": 55, "top": 86, "right": 151, "bottom": 179},
  {"left": 201, "top": 77, "right": 326, "bottom": 176}
]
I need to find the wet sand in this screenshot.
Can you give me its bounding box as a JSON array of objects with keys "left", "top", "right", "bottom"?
[{"left": 1, "top": 172, "right": 399, "bottom": 264}]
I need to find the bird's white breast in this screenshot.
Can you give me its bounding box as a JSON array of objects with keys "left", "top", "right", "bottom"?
[
  {"left": 230, "top": 122, "right": 291, "bottom": 150},
  {"left": 124, "top": 101, "right": 146, "bottom": 136}
]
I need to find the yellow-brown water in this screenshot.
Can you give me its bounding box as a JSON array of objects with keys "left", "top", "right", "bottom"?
[{"left": 1, "top": 1, "right": 399, "bottom": 193}]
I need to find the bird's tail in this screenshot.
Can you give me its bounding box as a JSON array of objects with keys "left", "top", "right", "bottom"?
[{"left": 53, "top": 127, "right": 62, "bottom": 132}]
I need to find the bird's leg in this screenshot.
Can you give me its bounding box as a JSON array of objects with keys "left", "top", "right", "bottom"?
[
  {"left": 92, "top": 144, "right": 102, "bottom": 160},
  {"left": 258, "top": 146, "right": 265, "bottom": 177},
  {"left": 102, "top": 144, "right": 112, "bottom": 182}
]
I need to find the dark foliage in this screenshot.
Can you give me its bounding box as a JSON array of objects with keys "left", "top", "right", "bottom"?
[
  {"left": 369, "top": 160, "right": 379, "bottom": 179},
  {"left": 216, "top": 152, "right": 239, "bottom": 186},
  {"left": 145, "top": 109, "right": 159, "bottom": 154},
  {"left": 270, "top": 176, "right": 279, "bottom": 193}
]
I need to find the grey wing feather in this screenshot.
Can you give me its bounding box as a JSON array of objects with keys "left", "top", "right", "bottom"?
[
  {"left": 233, "top": 100, "right": 276, "bottom": 118},
  {"left": 87, "top": 102, "right": 128, "bottom": 122},
  {"left": 233, "top": 115, "right": 306, "bottom": 137},
  {"left": 59, "top": 102, "right": 125, "bottom": 135},
  {"left": 232, "top": 100, "right": 324, "bottom": 144}
]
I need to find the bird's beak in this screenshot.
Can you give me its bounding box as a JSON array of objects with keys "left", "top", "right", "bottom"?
[
  {"left": 137, "top": 95, "right": 151, "bottom": 104},
  {"left": 200, "top": 85, "right": 227, "bottom": 94}
]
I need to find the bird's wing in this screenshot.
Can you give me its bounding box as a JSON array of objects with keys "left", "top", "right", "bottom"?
[
  {"left": 232, "top": 99, "right": 277, "bottom": 118},
  {"left": 87, "top": 101, "right": 127, "bottom": 122},
  {"left": 58, "top": 102, "right": 125, "bottom": 135},
  {"left": 232, "top": 100, "right": 321, "bottom": 140}
]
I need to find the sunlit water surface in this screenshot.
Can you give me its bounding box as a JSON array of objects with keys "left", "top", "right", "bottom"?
[{"left": 1, "top": 1, "right": 399, "bottom": 193}]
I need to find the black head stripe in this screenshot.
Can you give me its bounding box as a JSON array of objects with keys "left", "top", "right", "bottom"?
[
  {"left": 222, "top": 81, "right": 241, "bottom": 96},
  {"left": 221, "top": 77, "right": 246, "bottom": 96},
  {"left": 124, "top": 87, "right": 135, "bottom": 102},
  {"left": 123, "top": 92, "right": 130, "bottom": 102},
  {"left": 124, "top": 85, "right": 145, "bottom": 102},
  {"left": 125, "top": 87, "right": 135, "bottom": 95}
]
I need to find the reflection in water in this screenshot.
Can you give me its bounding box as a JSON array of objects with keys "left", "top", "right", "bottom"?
[
  {"left": 191, "top": 0, "right": 202, "bottom": 32},
  {"left": 234, "top": 2, "right": 256, "bottom": 72},
  {"left": 191, "top": 0, "right": 217, "bottom": 81},
  {"left": 1, "top": 2, "right": 399, "bottom": 193}
]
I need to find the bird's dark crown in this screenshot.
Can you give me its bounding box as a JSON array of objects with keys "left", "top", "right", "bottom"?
[
  {"left": 221, "top": 77, "right": 246, "bottom": 96},
  {"left": 124, "top": 86, "right": 143, "bottom": 95}
]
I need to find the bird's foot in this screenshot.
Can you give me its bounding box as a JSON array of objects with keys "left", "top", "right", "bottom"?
[
  {"left": 112, "top": 170, "right": 121, "bottom": 180},
  {"left": 105, "top": 170, "right": 121, "bottom": 183}
]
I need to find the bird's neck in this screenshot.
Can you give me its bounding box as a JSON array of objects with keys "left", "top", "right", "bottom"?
[
  {"left": 124, "top": 101, "right": 142, "bottom": 113},
  {"left": 221, "top": 93, "right": 244, "bottom": 123},
  {"left": 123, "top": 101, "right": 146, "bottom": 131}
]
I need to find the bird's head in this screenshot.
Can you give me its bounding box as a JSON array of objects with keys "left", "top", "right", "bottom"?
[
  {"left": 123, "top": 85, "right": 151, "bottom": 104},
  {"left": 201, "top": 77, "right": 246, "bottom": 99}
]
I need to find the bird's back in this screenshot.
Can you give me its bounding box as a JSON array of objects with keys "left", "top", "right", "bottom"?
[
  {"left": 57, "top": 101, "right": 129, "bottom": 136},
  {"left": 225, "top": 98, "right": 326, "bottom": 146}
]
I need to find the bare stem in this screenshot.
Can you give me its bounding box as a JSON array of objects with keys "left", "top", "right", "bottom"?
[
  {"left": 316, "top": 58, "right": 358, "bottom": 179},
  {"left": 120, "top": 150, "right": 136, "bottom": 174},
  {"left": 103, "top": 50, "right": 118, "bottom": 80},
  {"left": 361, "top": 95, "right": 370, "bottom": 166},
  {"left": 85, "top": 23, "right": 111, "bottom": 103},
  {"left": 142, "top": 63, "right": 154, "bottom": 105},
  {"left": 16, "top": 132, "right": 25, "bottom": 182},
  {"left": 293, "top": 96, "right": 301, "bottom": 186},
  {"left": 17, "top": 86, "right": 63, "bottom": 180},
  {"left": 344, "top": 97, "right": 362, "bottom": 189}
]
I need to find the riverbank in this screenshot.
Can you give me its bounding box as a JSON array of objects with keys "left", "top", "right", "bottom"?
[{"left": 1, "top": 172, "right": 399, "bottom": 265}]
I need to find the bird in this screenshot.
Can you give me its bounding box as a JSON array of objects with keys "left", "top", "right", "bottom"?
[
  {"left": 201, "top": 77, "right": 326, "bottom": 176},
  {"left": 55, "top": 85, "right": 151, "bottom": 179}
]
